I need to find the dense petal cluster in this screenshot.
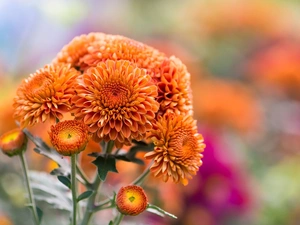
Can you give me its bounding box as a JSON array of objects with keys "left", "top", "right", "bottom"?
[
  {"left": 13, "top": 64, "right": 80, "bottom": 127},
  {"left": 11, "top": 31, "right": 204, "bottom": 187},
  {"left": 53, "top": 32, "right": 194, "bottom": 118},
  {"left": 116, "top": 185, "right": 148, "bottom": 216},
  {"left": 53, "top": 32, "right": 166, "bottom": 74},
  {"left": 49, "top": 120, "right": 90, "bottom": 156},
  {"left": 154, "top": 56, "right": 193, "bottom": 116},
  {"left": 145, "top": 113, "right": 205, "bottom": 185},
  {"left": 71, "top": 60, "right": 159, "bottom": 148},
  {"left": 53, "top": 33, "right": 104, "bottom": 67},
  {"left": 0, "top": 128, "right": 27, "bottom": 157}
]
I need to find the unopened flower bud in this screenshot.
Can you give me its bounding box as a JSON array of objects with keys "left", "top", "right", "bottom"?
[
  {"left": 0, "top": 129, "right": 27, "bottom": 157},
  {"left": 49, "top": 120, "right": 90, "bottom": 156},
  {"left": 116, "top": 185, "right": 148, "bottom": 216}
]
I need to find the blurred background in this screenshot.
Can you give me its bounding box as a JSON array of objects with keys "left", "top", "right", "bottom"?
[{"left": 1, "top": 0, "right": 300, "bottom": 224}]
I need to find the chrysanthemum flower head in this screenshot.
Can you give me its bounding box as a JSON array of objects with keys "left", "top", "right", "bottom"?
[
  {"left": 71, "top": 60, "right": 159, "bottom": 148},
  {"left": 0, "top": 129, "right": 27, "bottom": 157},
  {"left": 13, "top": 64, "right": 80, "bottom": 128},
  {"left": 154, "top": 56, "right": 193, "bottom": 116},
  {"left": 145, "top": 113, "right": 205, "bottom": 185},
  {"left": 53, "top": 33, "right": 104, "bottom": 67},
  {"left": 49, "top": 120, "right": 90, "bottom": 156},
  {"left": 116, "top": 185, "right": 148, "bottom": 216},
  {"left": 53, "top": 32, "right": 166, "bottom": 75}
]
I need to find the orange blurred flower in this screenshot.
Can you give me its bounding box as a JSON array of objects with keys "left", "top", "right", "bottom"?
[
  {"left": 13, "top": 64, "right": 80, "bottom": 127},
  {"left": 193, "top": 78, "right": 261, "bottom": 133},
  {"left": 0, "top": 128, "right": 27, "bottom": 157},
  {"left": 53, "top": 32, "right": 166, "bottom": 74},
  {"left": 49, "top": 120, "right": 90, "bottom": 156},
  {"left": 0, "top": 213, "right": 13, "bottom": 225},
  {"left": 116, "top": 185, "right": 148, "bottom": 216},
  {"left": 246, "top": 40, "right": 300, "bottom": 98},
  {"left": 71, "top": 60, "right": 159, "bottom": 148},
  {"left": 0, "top": 79, "right": 19, "bottom": 134},
  {"left": 190, "top": 0, "right": 287, "bottom": 39},
  {"left": 145, "top": 113, "right": 205, "bottom": 185},
  {"left": 155, "top": 56, "right": 193, "bottom": 116}
]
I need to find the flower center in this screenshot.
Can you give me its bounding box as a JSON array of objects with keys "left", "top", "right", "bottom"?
[
  {"left": 26, "top": 74, "right": 52, "bottom": 97},
  {"left": 1, "top": 131, "right": 19, "bottom": 144},
  {"left": 171, "top": 129, "right": 194, "bottom": 157},
  {"left": 58, "top": 129, "right": 81, "bottom": 145},
  {"left": 129, "top": 196, "right": 135, "bottom": 202},
  {"left": 101, "top": 82, "right": 129, "bottom": 109}
]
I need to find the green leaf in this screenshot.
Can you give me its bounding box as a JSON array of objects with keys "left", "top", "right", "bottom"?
[
  {"left": 77, "top": 190, "right": 93, "bottom": 202},
  {"left": 50, "top": 168, "right": 67, "bottom": 176},
  {"left": 57, "top": 176, "right": 71, "bottom": 189},
  {"left": 29, "top": 171, "right": 72, "bottom": 211},
  {"left": 36, "top": 206, "right": 43, "bottom": 223},
  {"left": 147, "top": 204, "right": 177, "bottom": 219},
  {"left": 92, "top": 155, "right": 118, "bottom": 181},
  {"left": 108, "top": 221, "right": 114, "bottom": 225},
  {"left": 23, "top": 129, "right": 70, "bottom": 176}
]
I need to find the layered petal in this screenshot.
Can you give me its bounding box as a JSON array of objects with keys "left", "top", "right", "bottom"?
[
  {"left": 145, "top": 113, "right": 205, "bottom": 185},
  {"left": 13, "top": 64, "right": 80, "bottom": 127},
  {"left": 71, "top": 60, "right": 159, "bottom": 148}
]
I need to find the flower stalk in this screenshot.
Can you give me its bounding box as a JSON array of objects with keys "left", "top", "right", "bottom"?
[
  {"left": 80, "top": 175, "right": 101, "bottom": 225},
  {"left": 114, "top": 213, "right": 124, "bottom": 225},
  {"left": 71, "top": 154, "right": 78, "bottom": 225},
  {"left": 80, "top": 141, "right": 114, "bottom": 225},
  {"left": 19, "top": 151, "right": 40, "bottom": 225}
]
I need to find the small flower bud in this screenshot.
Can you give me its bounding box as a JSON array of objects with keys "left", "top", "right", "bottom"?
[
  {"left": 116, "top": 185, "right": 148, "bottom": 216},
  {"left": 0, "top": 129, "right": 27, "bottom": 157},
  {"left": 49, "top": 120, "right": 90, "bottom": 156}
]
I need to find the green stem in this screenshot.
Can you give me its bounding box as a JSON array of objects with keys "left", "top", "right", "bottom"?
[
  {"left": 80, "top": 175, "right": 101, "bottom": 225},
  {"left": 106, "top": 140, "right": 114, "bottom": 154},
  {"left": 114, "top": 213, "right": 124, "bottom": 225},
  {"left": 71, "top": 154, "right": 78, "bottom": 225},
  {"left": 80, "top": 141, "right": 115, "bottom": 225},
  {"left": 76, "top": 163, "right": 92, "bottom": 187},
  {"left": 132, "top": 161, "right": 152, "bottom": 185},
  {"left": 19, "top": 152, "right": 40, "bottom": 225},
  {"left": 92, "top": 198, "right": 111, "bottom": 212}
]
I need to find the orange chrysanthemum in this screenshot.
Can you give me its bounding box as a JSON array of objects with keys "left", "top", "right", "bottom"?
[
  {"left": 154, "top": 56, "right": 193, "bottom": 116},
  {"left": 193, "top": 78, "right": 261, "bottom": 133},
  {"left": 53, "top": 32, "right": 166, "bottom": 74},
  {"left": 49, "top": 120, "right": 90, "bottom": 156},
  {"left": 0, "top": 128, "right": 27, "bottom": 157},
  {"left": 246, "top": 41, "right": 300, "bottom": 98},
  {"left": 71, "top": 60, "right": 159, "bottom": 148},
  {"left": 116, "top": 185, "right": 148, "bottom": 216},
  {"left": 145, "top": 113, "right": 205, "bottom": 185},
  {"left": 13, "top": 64, "right": 80, "bottom": 127},
  {"left": 53, "top": 33, "right": 104, "bottom": 67}
]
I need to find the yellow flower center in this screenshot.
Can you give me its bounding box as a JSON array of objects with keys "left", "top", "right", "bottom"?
[
  {"left": 124, "top": 189, "right": 143, "bottom": 206},
  {"left": 57, "top": 129, "right": 81, "bottom": 145},
  {"left": 1, "top": 131, "right": 19, "bottom": 144}
]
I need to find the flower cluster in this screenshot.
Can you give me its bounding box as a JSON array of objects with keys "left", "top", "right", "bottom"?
[{"left": 13, "top": 32, "right": 205, "bottom": 185}]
